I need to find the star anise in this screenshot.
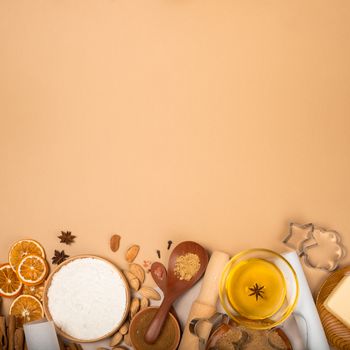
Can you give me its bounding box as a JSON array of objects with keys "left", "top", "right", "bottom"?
[
  {"left": 58, "top": 231, "right": 76, "bottom": 245},
  {"left": 248, "top": 283, "right": 265, "bottom": 301},
  {"left": 52, "top": 250, "right": 69, "bottom": 265}
]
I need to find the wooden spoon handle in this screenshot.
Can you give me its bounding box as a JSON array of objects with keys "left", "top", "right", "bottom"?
[{"left": 144, "top": 296, "right": 174, "bottom": 344}]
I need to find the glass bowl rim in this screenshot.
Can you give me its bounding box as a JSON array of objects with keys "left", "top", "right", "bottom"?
[{"left": 219, "top": 248, "right": 299, "bottom": 330}]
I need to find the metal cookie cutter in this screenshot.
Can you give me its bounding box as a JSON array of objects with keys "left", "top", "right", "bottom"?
[
  {"left": 189, "top": 313, "right": 249, "bottom": 350},
  {"left": 302, "top": 225, "right": 346, "bottom": 271},
  {"left": 189, "top": 313, "right": 227, "bottom": 350},
  {"left": 283, "top": 222, "right": 346, "bottom": 272},
  {"left": 282, "top": 222, "right": 316, "bottom": 255}
]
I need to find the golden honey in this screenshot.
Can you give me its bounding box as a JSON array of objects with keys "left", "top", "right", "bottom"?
[{"left": 225, "top": 258, "right": 286, "bottom": 320}]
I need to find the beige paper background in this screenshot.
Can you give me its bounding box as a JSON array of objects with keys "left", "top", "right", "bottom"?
[{"left": 1, "top": 0, "right": 350, "bottom": 318}]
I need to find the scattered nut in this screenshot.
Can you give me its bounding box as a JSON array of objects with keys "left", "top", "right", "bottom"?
[
  {"left": 123, "top": 270, "right": 140, "bottom": 291},
  {"left": 110, "top": 234, "right": 121, "bottom": 252},
  {"left": 110, "top": 331, "right": 123, "bottom": 347},
  {"left": 124, "top": 333, "right": 132, "bottom": 346},
  {"left": 129, "top": 263, "right": 145, "bottom": 284},
  {"left": 140, "top": 297, "right": 149, "bottom": 310},
  {"left": 119, "top": 320, "right": 129, "bottom": 335},
  {"left": 125, "top": 245, "right": 140, "bottom": 263},
  {"left": 67, "top": 344, "right": 80, "bottom": 350},
  {"left": 139, "top": 286, "right": 161, "bottom": 301},
  {"left": 130, "top": 297, "right": 140, "bottom": 319}
]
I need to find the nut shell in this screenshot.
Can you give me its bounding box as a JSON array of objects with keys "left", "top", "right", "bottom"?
[
  {"left": 110, "top": 235, "right": 121, "bottom": 252},
  {"left": 129, "top": 263, "right": 145, "bottom": 284},
  {"left": 139, "top": 286, "right": 161, "bottom": 301},
  {"left": 123, "top": 270, "right": 140, "bottom": 291},
  {"left": 125, "top": 245, "right": 140, "bottom": 263}
]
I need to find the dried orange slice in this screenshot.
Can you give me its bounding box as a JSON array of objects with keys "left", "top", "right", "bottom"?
[
  {"left": 0, "top": 264, "right": 23, "bottom": 298},
  {"left": 9, "top": 239, "right": 45, "bottom": 272},
  {"left": 9, "top": 295, "right": 43, "bottom": 327},
  {"left": 22, "top": 283, "right": 45, "bottom": 301},
  {"left": 17, "top": 255, "right": 48, "bottom": 286}
]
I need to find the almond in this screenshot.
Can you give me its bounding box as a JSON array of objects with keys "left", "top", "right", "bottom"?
[
  {"left": 125, "top": 245, "right": 140, "bottom": 263},
  {"left": 110, "top": 234, "right": 121, "bottom": 252},
  {"left": 123, "top": 270, "right": 140, "bottom": 291},
  {"left": 139, "top": 286, "right": 161, "bottom": 301},
  {"left": 140, "top": 297, "right": 149, "bottom": 310},
  {"left": 119, "top": 320, "right": 129, "bottom": 335},
  {"left": 67, "top": 345, "right": 81, "bottom": 350},
  {"left": 129, "top": 263, "right": 145, "bottom": 284},
  {"left": 124, "top": 333, "right": 132, "bottom": 346},
  {"left": 130, "top": 297, "right": 140, "bottom": 319},
  {"left": 109, "top": 332, "right": 123, "bottom": 347}
]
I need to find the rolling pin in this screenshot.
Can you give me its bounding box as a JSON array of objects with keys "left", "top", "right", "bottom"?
[{"left": 178, "top": 250, "right": 230, "bottom": 350}]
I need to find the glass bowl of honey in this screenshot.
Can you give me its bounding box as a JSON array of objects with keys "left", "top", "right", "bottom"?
[{"left": 219, "top": 249, "right": 299, "bottom": 330}]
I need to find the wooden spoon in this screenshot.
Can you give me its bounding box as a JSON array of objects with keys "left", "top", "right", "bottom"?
[
  {"left": 151, "top": 262, "right": 180, "bottom": 323},
  {"left": 145, "top": 241, "right": 209, "bottom": 344}
]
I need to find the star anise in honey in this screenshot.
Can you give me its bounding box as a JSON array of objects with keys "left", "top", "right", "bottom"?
[
  {"left": 58, "top": 231, "right": 76, "bottom": 245},
  {"left": 248, "top": 283, "right": 265, "bottom": 301},
  {"left": 52, "top": 250, "right": 69, "bottom": 265}
]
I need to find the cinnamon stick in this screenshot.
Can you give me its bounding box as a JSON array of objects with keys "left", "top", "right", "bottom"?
[
  {"left": 6, "top": 316, "right": 16, "bottom": 350},
  {"left": 0, "top": 316, "right": 8, "bottom": 350},
  {"left": 14, "top": 328, "right": 24, "bottom": 350}
]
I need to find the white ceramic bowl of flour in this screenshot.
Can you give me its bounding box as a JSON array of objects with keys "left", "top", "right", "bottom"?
[{"left": 43, "top": 255, "right": 130, "bottom": 342}]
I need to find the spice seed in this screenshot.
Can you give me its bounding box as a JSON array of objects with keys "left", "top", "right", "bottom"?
[
  {"left": 58, "top": 231, "right": 76, "bottom": 245},
  {"left": 167, "top": 240, "right": 173, "bottom": 250},
  {"left": 156, "top": 250, "right": 161, "bottom": 259}
]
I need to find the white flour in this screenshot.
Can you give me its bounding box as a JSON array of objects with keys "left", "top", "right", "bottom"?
[{"left": 47, "top": 258, "right": 127, "bottom": 340}]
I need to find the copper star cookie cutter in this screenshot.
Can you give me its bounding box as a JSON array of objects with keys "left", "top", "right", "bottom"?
[{"left": 283, "top": 222, "right": 346, "bottom": 271}]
